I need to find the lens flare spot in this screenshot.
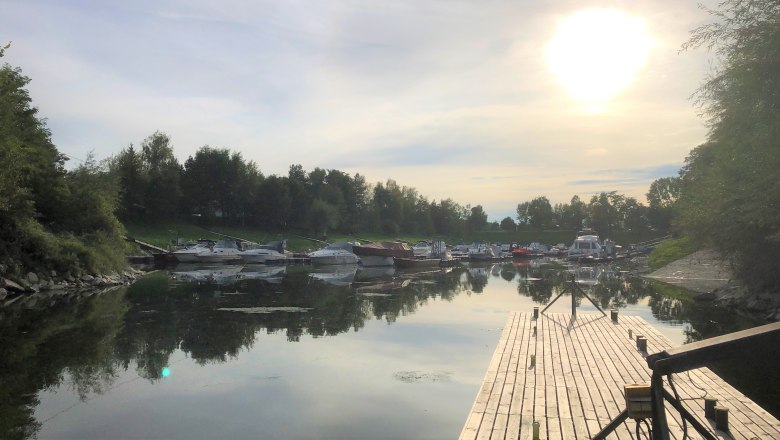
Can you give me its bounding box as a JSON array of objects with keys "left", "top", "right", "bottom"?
[{"left": 162, "top": 367, "right": 171, "bottom": 377}]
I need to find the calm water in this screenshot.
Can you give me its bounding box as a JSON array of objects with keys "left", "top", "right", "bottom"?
[{"left": 0, "top": 260, "right": 773, "bottom": 439}]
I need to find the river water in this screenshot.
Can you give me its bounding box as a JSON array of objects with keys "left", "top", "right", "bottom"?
[{"left": 1, "top": 260, "right": 774, "bottom": 439}]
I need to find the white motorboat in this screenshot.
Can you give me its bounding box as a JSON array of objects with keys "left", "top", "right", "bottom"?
[
  {"left": 196, "top": 239, "right": 243, "bottom": 263},
  {"left": 412, "top": 241, "right": 432, "bottom": 257},
  {"left": 308, "top": 242, "right": 360, "bottom": 265},
  {"left": 239, "top": 240, "right": 288, "bottom": 264},
  {"left": 567, "top": 234, "right": 603, "bottom": 260},
  {"left": 172, "top": 240, "right": 214, "bottom": 263},
  {"left": 468, "top": 241, "right": 495, "bottom": 260}
]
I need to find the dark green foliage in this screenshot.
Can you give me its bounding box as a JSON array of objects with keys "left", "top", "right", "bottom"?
[
  {"left": 676, "top": 0, "right": 780, "bottom": 291},
  {"left": 0, "top": 62, "right": 126, "bottom": 276}
]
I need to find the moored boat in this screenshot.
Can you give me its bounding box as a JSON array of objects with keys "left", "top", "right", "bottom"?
[
  {"left": 172, "top": 240, "right": 215, "bottom": 263},
  {"left": 196, "top": 239, "right": 243, "bottom": 263},
  {"left": 239, "top": 240, "right": 288, "bottom": 264},
  {"left": 352, "top": 241, "right": 413, "bottom": 266},
  {"left": 308, "top": 242, "right": 360, "bottom": 265}
]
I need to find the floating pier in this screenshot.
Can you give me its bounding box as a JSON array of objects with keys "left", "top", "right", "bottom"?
[{"left": 460, "top": 312, "right": 780, "bottom": 439}]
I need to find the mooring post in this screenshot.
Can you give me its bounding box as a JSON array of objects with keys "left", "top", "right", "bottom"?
[
  {"left": 611, "top": 309, "right": 618, "bottom": 322},
  {"left": 571, "top": 277, "right": 577, "bottom": 317},
  {"left": 705, "top": 396, "right": 718, "bottom": 419}
]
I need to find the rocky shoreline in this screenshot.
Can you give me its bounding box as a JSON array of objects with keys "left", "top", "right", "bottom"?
[
  {"left": 643, "top": 249, "right": 780, "bottom": 322},
  {"left": 1, "top": 265, "right": 145, "bottom": 306}
]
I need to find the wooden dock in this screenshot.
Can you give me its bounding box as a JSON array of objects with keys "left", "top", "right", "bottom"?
[{"left": 460, "top": 312, "right": 780, "bottom": 440}]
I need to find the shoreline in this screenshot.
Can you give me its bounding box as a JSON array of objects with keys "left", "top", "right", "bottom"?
[
  {"left": 1, "top": 266, "right": 145, "bottom": 306},
  {"left": 643, "top": 249, "right": 780, "bottom": 321}
]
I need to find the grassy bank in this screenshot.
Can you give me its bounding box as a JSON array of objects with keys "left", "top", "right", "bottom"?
[
  {"left": 648, "top": 236, "right": 700, "bottom": 270},
  {"left": 125, "top": 222, "right": 666, "bottom": 253}
]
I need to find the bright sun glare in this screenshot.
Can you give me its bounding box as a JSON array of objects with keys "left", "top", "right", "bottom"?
[{"left": 547, "top": 9, "right": 653, "bottom": 111}]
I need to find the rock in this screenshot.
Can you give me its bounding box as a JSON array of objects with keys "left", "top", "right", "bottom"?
[
  {"left": 26, "top": 272, "right": 39, "bottom": 284},
  {"left": 81, "top": 274, "right": 95, "bottom": 282},
  {"left": 695, "top": 291, "right": 716, "bottom": 301},
  {"left": 0, "top": 287, "right": 6, "bottom": 301},
  {"left": 0, "top": 264, "right": 6, "bottom": 274},
  {"left": 2, "top": 278, "right": 25, "bottom": 292},
  {"left": 51, "top": 270, "right": 57, "bottom": 278},
  {"left": 65, "top": 272, "right": 75, "bottom": 282}
]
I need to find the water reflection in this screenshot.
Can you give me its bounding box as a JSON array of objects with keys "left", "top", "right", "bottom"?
[{"left": 0, "top": 261, "right": 774, "bottom": 439}]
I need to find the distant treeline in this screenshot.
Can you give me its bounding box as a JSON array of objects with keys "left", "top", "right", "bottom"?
[{"left": 109, "top": 131, "right": 674, "bottom": 240}]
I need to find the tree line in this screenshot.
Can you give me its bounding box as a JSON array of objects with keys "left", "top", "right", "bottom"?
[{"left": 110, "top": 132, "right": 491, "bottom": 237}]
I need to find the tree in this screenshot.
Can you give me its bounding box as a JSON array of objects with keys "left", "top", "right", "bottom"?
[
  {"left": 467, "top": 205, "right": 488, "bottom": 233},
  {"left": 677, "top": 0, "right": 780, "bottom": 290},
  {"left": 500, "top": 216, "right": 516, "bottom": 231},
  {"left": 140, "top": 132, "right": 181, "bottom": 220},
  {"left": 646, "top": 177, "right": 680, "bottom": 232}
]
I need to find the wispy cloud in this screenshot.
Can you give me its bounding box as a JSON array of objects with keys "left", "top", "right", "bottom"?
[{"left": 1, "top": 0, "right": 711, "bottom": 219}]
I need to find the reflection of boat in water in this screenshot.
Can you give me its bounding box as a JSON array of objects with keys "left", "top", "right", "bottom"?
[
  {"left": 309, "top": 265, "right": 358, "bottom": 286},
  {"left": 239, "top": 240, "right": 288, "bottom": 264},
  {"left": 171, "top": 265, "right": 244, "bottom": 285},
  {"left": 355, "top": 266, "right": 396, "bottom": 280},
  {"left": 236, "top": 265, "right": 287, "bottom": 284},
  {"left": 308, "top": 242, "right": 360, "bottom": 265},
  {"left": 352, "top": 242, "right": 413, "bottom": 267}
]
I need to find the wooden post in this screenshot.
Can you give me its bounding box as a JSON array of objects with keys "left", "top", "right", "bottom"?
[
  {"left": 637, "top": 336, "right": 648, "bottom": 352},
  {"left": 611, "top": 309, "right": 619, "bottom": 322},
  {"left": 533, "top": 307, "right": 539, "bottom": 319},
  {"left": 705, "top": 396, "right": 718, "bottom": 419},
  {"left": 715, "top": 406, "right": 729, "bottom": 431}
]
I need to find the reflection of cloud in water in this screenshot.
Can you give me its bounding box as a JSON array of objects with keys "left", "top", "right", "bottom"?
[
  {"left": 393, "top": 371, "right": 453, "bottom": 383},
  {"left": 358, "top": 292, "right": 394, "bottom": 297}
]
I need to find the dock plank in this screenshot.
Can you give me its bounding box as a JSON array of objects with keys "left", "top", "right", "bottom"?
[{"left": 459, "top": 312, "right": 780, "bottom": 440}]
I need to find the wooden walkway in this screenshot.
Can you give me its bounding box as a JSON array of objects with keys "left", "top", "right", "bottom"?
[{"left": 460, "top": 312, "right": 780, "bottom": 440}]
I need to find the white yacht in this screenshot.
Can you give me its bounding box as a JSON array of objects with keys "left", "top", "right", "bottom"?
[
  {"left": 412, "top": 241, "right": 432, "bottom": 257},
  {"left": 196, "top": 239, "right": 243, "bottom": 263},
  {"left": 567, "top": 234, "right": 603, "bottom": 260},
  {"left": 308, "top": 242, "right": 360, "bottom": 265},
  {"left": 239, "top": 240, "right": 288, "bottom": 264},
  {"left": 172, "top": 240, "right": 214, "bottom": 263}
]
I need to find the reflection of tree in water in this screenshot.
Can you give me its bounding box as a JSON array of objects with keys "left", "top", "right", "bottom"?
[{"left": 0, "top": 289, "right": 128, "bottom": 440}]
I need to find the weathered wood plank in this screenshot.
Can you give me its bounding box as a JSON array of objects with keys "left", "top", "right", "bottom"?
[{"left": 460, "top": 312, "right": 780, "bottom": 440}]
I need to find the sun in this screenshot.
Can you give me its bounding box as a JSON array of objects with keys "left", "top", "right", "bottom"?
[{"left": 547, "top": 9, "right": 653, "bottom": 111}]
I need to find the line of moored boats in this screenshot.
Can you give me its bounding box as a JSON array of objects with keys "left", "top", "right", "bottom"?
[{"left": 169, "top": 229, "right": 629, "bottom": 268}]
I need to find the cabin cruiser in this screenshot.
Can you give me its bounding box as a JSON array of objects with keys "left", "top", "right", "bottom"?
[
  {"left": 196, "top": 239, "right": 243, "bottom": 263},
  {"left": 308, "top": 242, "right": 360, "bottom": 265},
  {"left": 412, "top": 241, "right": 433, "bottom": 257},
  {"left": 172, "top": 240, "right": 214, "bottom": 263},
  {"left": 567, "top": 234, "right": 603, "bottom": 260},
  {"left": 352, "top": 241, "right": 413, "bottom": 266},
  {"left": 239, "top": 240, "right": 288, "bottom": 264},
  {"left": 468, "top": 241, "right": 495, "bottom": 260}
]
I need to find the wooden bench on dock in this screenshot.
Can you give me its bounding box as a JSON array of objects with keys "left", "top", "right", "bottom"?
[{"left": 460, "top": 312, "right": 780, "bottom": 439}]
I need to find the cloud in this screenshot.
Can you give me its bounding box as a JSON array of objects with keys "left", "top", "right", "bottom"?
[{"left": 1, "top": 0, "right": 713, "bottom": 219}]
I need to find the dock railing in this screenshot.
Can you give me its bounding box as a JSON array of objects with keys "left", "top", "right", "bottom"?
[{"left": 594, "top": 321, "right": 780, "bottom": 440}]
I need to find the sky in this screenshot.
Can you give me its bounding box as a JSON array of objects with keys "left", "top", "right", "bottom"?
[{"left": 1, "top": 0, "right": 717, "bottom": 221}]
